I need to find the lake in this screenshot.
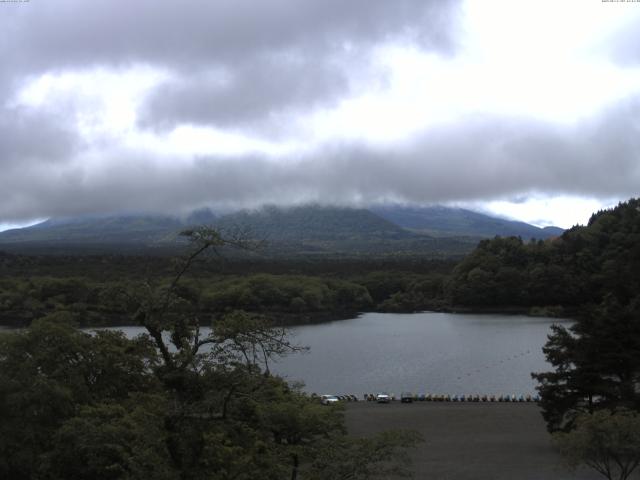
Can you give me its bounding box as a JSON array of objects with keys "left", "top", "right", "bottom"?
[{"left": 109, "top": 312, "right": 567, "bottom": 397}]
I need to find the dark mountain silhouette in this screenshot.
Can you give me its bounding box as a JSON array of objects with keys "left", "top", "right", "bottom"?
[
  {"left": 371, "top": 205, "right": 563, "bottom": 239},
  {"left": 0, "top": 204, "right": 562, "bottom": 256}
]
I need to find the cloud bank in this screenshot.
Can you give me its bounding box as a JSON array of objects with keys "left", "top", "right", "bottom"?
[{"left": 0, "top": 0, "right": 639, "bottom": 226}]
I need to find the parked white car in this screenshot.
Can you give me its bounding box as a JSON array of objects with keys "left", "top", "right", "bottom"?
[
  {"left": 320, "top": 395, "right": 340, "bottom": 405},
  {"left": 376, "top": 393, "right": 391, "bottom": 403}
]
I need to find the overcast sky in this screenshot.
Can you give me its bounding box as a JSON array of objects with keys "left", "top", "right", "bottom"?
[{"left": 1, "top": 0, "right": 639, "bottom": 231}]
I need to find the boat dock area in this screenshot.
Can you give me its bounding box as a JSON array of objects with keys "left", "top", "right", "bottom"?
[
  {"left": 362, "top": 393, "right": 540, "bottom": 402},
  {"left": 314, "top": 393, "right": 540, "bottom": 403}
]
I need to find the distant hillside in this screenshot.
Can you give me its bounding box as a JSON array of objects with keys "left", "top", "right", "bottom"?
[
  {"left": 0, "top": 214, "right": 187, "bottom": 245},
  {"left": 211, "top": 205, "right": 476, "bottom": 256},
  {"left": 446, "top": 198, "right": 640, "bottom": 310},
  {"left": 0, "top": 204, "right": 562, "bottom": 257},
  {"left": 371, "top": 205, "right": 563, "bottom": 239},
  {"left": 216, "top": 205, "right": 409, "bottom": 242},
  {"left": 0, "top": 205, "right": 478, "bottom": 257}
]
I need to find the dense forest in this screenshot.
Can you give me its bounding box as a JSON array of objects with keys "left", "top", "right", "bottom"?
[
  {"left": 0, "top": 228, "right": 421, "bottom": 479},
  {"left": 446, "top": 198, "right": 640, "bottom": 314},
  {"left": 0, "top": 254, "right": 455, "bottom": 328},
  {"left": 1, "top": 200, "right": 639, "bottom": 478},
  {"left": 0, "top": 204, "right": 561, "bottom": 257},
  {"left": 1, "top": 199, "right": 639, "bottom": 328}
]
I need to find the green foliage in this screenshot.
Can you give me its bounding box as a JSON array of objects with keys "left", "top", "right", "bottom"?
[
  {"left": 201, "top": 274, "right": 373, "bottom": 315},
  {"left": 377, "top": 273, "right": 447, "bottom": 312},
  {"left": 0, "top": 311, "right": 417, "bottom": 480},
  {"left": 0, "top": 205, "right": 478, "bottom": 257},
  {"left": 533, "top": 296, "right": 640, "bottom": 432},
  {"left": 303, "top": 429, "right": 423, "bottom": 479},
  {"left": 372, "top": 204, "right": 563, "bottom": 239},
  {"left": 0, "top": 269, "right": 443, "bottom": 328},
  {"left": 447, "top": 198, "right": 640, "bottom": 310},
  {"left": 0, "top": 228, "right": 422, "bottom": 479},
  {"left": 216, "top": 204, "right": 408, "bottom": 243},
  {"left": 553, "top": 409, "right": 640, "bottom": 480},
  {"left": 443, "top": 200, "right": 640, "bottom": 437},
  {"left": 0, "top": 318, "right": 159, "bottom": 480},
  {"left": 44, "top": 397, "right": 176, "bottom": 480}
]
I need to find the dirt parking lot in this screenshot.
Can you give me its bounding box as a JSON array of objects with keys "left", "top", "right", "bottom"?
[{"left": 345, "top": 402, "right": 600, "bottom": 480}]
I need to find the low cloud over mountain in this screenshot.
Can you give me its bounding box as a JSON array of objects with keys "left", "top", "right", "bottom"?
[{"left": 0, "top": 0, "right": 638, "bottom": 227}]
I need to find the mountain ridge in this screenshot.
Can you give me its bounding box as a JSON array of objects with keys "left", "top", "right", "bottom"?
[
  {"left": 371, "top": 205, "right": 563, "bottom": 239},
  {"left": 0, "top": 204, "right": 563, "bottom": 256}
]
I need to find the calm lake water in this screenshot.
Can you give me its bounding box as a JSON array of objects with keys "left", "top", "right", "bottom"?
[
  {"left": 277, "top": 312, "right": 566, "bottom": 396},
  {"left": 108, "top": 312, "right": 567, "bottom": 397}
]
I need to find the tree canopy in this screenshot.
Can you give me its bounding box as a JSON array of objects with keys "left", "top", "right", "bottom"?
[
  {"left": 533, "top": 297, "right": 640, "bottom": 432},
  {"left": 446, "top": 198, "right": 640, "bottom": 312},
  {"left": 554, "top": 409, "right": 640, "bottom": 480},
  {"left": 0, "top": 227, "right": 421, "bottom": 479}
]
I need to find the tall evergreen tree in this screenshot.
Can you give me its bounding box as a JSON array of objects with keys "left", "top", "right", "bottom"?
[{"left": 533, "top": 296, "right": 640, "bottom": 432}]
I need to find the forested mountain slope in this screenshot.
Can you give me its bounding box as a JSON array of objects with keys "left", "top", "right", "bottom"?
[
  {"left": 446, "top": 198, "right": 640, "bottom": 310},
  {"left": 0, "top": 204, "right": 563, "bottom": 257},
  {"left": 372, "top": 205, "right": 563, "bottom": 239},
  {"left": 0, "top": 205, "right": 476, "bottom": 256}
]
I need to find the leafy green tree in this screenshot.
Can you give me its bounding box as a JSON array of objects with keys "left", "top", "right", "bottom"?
[
  {"left": 446, "top": 198, "right": 640, "bottom": 310},
  {"left": 303, "top": 430, "right": 423, "bottom": 479},
  {"left": 43, "top": 396, "right": 177, "bottom": 480},
  {"left": 554, "top": 409, "right": 640, "bottom": 480},
  {"left": 126, "top": 227, "right": 421, "bottom": 478},
  {"left": 47, "top": 228, "right": 418, "bottom": 478},
  {"left": 533, "top": 297, "right": 640, "bottom": 432},
  {"left": 0, "top": 314, "right": 159, "bottom": 480},
  {"left": 0, "top": 227, "right": 421, "bottom": 479}
]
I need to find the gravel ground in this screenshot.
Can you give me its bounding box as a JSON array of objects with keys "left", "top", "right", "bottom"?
[{"left": 345, "top": 402, "right": 600, "bottom": 480}]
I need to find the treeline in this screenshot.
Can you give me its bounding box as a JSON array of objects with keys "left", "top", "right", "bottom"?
[
  {"left": 0, "top": 249, "right": 458, "bottom": 327},
  {"left": 2, "top": 199, "right": 639, "bottom": 328},
  {"left": 0, "top": 251, "right": 458, "bottom": 278},
  {"left": 0, "top": 235, "right": 422, "bottom": 479},
  {"left": 0, "top": 276, "right": 120, "bottom": 327},
  {"left": 0, "top": 270, "right": 448, "bottom": 327},
  {"left": 437, "top": 199, "right": 640, "bottom": 439},
  {"left": 0, "top": 228, "right": 424, "bottom": 479},
  {"left": 201, "top": 274, "right": 372, "bottom": 315},
  {"left": 446, "top": 198, "right": 640, "bottom": 313}
]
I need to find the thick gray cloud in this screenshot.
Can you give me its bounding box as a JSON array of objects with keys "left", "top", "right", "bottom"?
[
  {"left": 1, "top": 0, "right": 461, "bottom": 135},
  {"left": 131, "top": 0, "right": 460, "bottom": 130},
  {"left": 1, "top": 95, "right": 638, "bottom": 222},
  {"left": 0, "top": 108, "right": 77, "bottom": 169},
  {"left": 0, "top": 0, "right": 460, "bottom": 222},
  {"left": 1, "top": 0, "right": 639, "bottom": 224},
  {"left": 138, "top": 55, "right": 353, "bottom": 132},
  {"left": 2, "top": 0, "right": 459, "bottom": 74}
]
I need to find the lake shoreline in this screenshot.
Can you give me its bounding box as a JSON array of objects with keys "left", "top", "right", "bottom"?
[
  {"left": 7, "top": 312, "right": 562, "bottom": 399},
  {"left": 0, "top": 304, "right": 576, "bottom": 329}
]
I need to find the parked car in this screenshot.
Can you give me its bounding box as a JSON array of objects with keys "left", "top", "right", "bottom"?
[
  {"left": 400, "top": 392, "right": 414, "bottom": 403},
  {"left": 320, "top": 395, "right": 340, "bottom": 405},
  {"left": 376, "top": 393, "right": 391, "bottom": 403}
]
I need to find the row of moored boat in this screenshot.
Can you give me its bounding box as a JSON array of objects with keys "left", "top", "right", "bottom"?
[{"left": 361, "top": 393, "right": 540, "bottom": 402}]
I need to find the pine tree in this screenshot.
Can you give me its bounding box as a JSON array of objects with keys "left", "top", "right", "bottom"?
[{"left": 533, "top": 296, "right": 640, "bottom": 432}]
